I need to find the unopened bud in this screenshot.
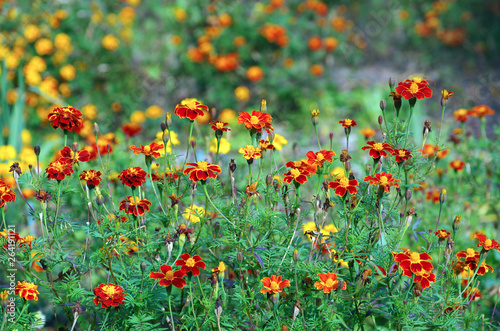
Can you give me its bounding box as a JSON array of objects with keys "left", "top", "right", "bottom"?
[
  {"left": 72, "top": 301, "right": 83, "bottom": 317},
  {"left": 96, "top": 194, "right": 105, "bottom": 206},
  {"left": 141, "top": 262, "right": 147, "bottom": 272},
  {"left": 229, "top": 159, "right": 236, "bottom": 176},
  {"left": 329, "top": 132, "right": 334, "bottom": 140},
  {"left": 260, "top": 99, "right": 267, "bottom": 112},
  {"left": 266, "top": 174, "right": 272, "bottom": 187},
  {"left": 389, "top": 77, "right": 395, "bottom": 89},
  {"left": 93, "top": 122, "right": 99, "bottom": 135},
  {"left": 423, "top": 120, "right": 432, "bottom": 137},
  {"left": 72, "top": 142, "right": 79, "bottom": 153},
  {"left": 405, "top": 189, "right": 412, "bottom": 202},
  {"left": 107, "top": 144, "right": 111, "bottom": 153},
  {"left": 191, "top": 140, "right": 196, "bottom": 149},
  {"left": 345, "top": 161, "right": 351, "bottom": 172},
  {"left": 439, "top": 189, "right": 447, "bottom": 204},
  {"left": 293, "top": 249, "right": 299, "bottom": 263},
  {"left": 166, "top": 113, "right": 172, "bottom": 127},
  {"left": 34, "top": 145, "right": 40, "bottom": 156},
  {"left": 268, "top": 131, "right": 275, "bottom": 144},
  {"left": 444, "top": 237, "right": 454, "bottom": 257},
  {"left": 237, "top": 252, "right": 243, "bottom": 264},
  {"left": 378, "top": 115, "right": 383, "bottom": 125},
  {"left": 453, "top": 215, "right": 461, "bottom": 232},
  {"left": 161, "top": 122, "right": 167, "bottom": 132},
  {"left": 380, "top": 100, "right": 386, "bottom": 111}
]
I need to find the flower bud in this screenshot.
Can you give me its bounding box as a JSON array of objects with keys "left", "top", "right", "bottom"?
[
  {"left": 345, "top": 161, "right": 351, "bottom": 172},
  {"left": 34, "top": 145, "right": 40, "bottom": 156},
  {"left": 93, "top": 122, "right": 99, "bottom": 135},
  {"left": 293, "top": 249, "right": 299, "bottom": 263},
  {"left": 453, "top": 215, "right": 461, "bottom": 232},
  {"left": 405, "top": 189, "right": 412, "bottom": 202},
  {"left": 310, "top": 109, "right": 320, "bottom": 126},
  {"left": 268, "top": 131, "right": 275, "bottom": 144},
  {"left": 141, "top": 262, "right": 147, "bottom": 272},
  {"left": 266, "top": 174, "right": 272, "bottom": 187},
  {"left": 72, "top": 142, "right": 79, "bottom": 153},
  {"left": 96, "top": 193, "right": 105, "bottom": 206},
  {"left": 329, "top": 132, "right": 334, "bottom": 140},
  {"left": 423, "top": 120, "right": 431, "bottom": 138},
  {"left": 229, "top": 159, "right": 236, "bottom": 176},
  {"left": 444, "top": 236, "right": 454, "bottom": 257},
  {"left": 260, "top": 99, "right": 267, "bottom": 112},
  {"left": 380, "top": 100, "right": 387, "bottom": 111},
  {"left": 237, "top": 251, "right": 243, "bottom": 264},
  {"left": 389, "top": 77, "right": 395, "bottom": 89},
  {"left": 191, "top": 139, "right": 196, "bottom": 149},
  {"left": 378, "top": 115, "right": 383, "bottom": 125},
  {"left": 439, "top": 189, "right": 447, "bottom": 204}
]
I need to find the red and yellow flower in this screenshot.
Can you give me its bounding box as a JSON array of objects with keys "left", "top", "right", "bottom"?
[
  {"left": 122, "top": 123, "right": 142, "bottom": 137},
  {"left": 238, "top": 145, "right": 262, "bottom": 160},
  {"left": 210, "top": 121, "right": 230, "bottom": 133},
  {"left": 360, "top": 128, "right": 376, "bottom": 140},
  {"left": 395, "top": 78, "right": 433, "bottom": 100},
  {"left": 0, "top": 179, "right": 16, "bottom": 207},
  {"left": 119, "top": 196, "right": 152, "bottom": 216},
  {"left": 47, "top": 105, "right": 84, "bottom": 132},
  {"left": 361, "top": 141, "right": 394, "bottom": 159},
  {"left": 453, "top": 108, "right": 469, "bottom": 122},
  {"left": 338, "top": 118, "right": 357, "bottom": 129},
  {"left": 449, "top": 160, "right": 465, "bottom": 172},
  {"left": 259, "top": 139, "right": 274, "bottom": 151},
  {"left": 468, "top": 105, "right": 494, "bottom": 118},
  {"left": 118, "top": 167, "right": 147, "bottom": 187},
  {"left": 237, "top": 110, "right": 273, "bottom": 134},
  {"left": 14, "top": 281, "right": 40, "bottom": 301},
  {"left": 474, "top": 234, "right": 500, "bottom": 251},
  {"left": 413, "top": 270, "right": 436, "bottom": 289},
  {"left": 328, "top": 177, "right": 358, "bottom": 197},
  {"left": 174, "top": 98, "right": 208, "bottom": 121},
  {"left": 175, "top": 253, "right": 206, "bottom": 276},
  {"left": 393, "top": 148, "right": 412, "bottom": 164},
  {"left": 305, "top": 150, "right": 335, "bottom": 167},
  {"left": 79, "top": 170, "right": 102, "bottom": 189},
  {"left": 363, "top": 172, "right": 401, "bottom": 193},
  {"left": 56, "top": 146, "right": 90, "bottom": 164},
  {"left": 260, "top": 275, "right": 290, "bottom": 294},
  {"left": 314, "top": 272, "right": 346, "bottom": 293},
  {"left": 183, "top": 161, "right": 221, "bottom": 182},
  {"left": 93, "top": 283, "right": 126, "bottom": 308},
  {"left": 283, "top": 168, "right": 310, "bottom": 185},
  {"left": 394, "top": 249, "right": 433, "bottom": 277},
  {"left": 46, "top": 158, "right": 74, "bottom": 181},
  {"left": 130, "top": 142, "right": 163, "bottom": 159},
  {"left": 149, "top": 265, "right": 187, "bottom": 289},
  {"left": 435, "top": 229, "right": 451, "bottom": 240}
]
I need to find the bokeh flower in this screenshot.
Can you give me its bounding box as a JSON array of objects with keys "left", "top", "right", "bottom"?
[{"left": 47, "top": 105, "right": 83, "bottom": 132}]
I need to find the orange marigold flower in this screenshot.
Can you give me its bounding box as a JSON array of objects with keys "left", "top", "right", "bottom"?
[
  {"left": 435, "top": 229, "right": 451, "bottom": 240},
  {"left": 210, "top": 121, "right": 230, "bottom": 133},
  {"left": 305, "top": 150, "right": 335, "bottom": 167},
  {"left": 118, "top": 167, "right": 147, "bottom": 187},
  {"left": 259, "top": 139, "right": 274, "bottom": 150},
  {"left": 393, "top": 148, "right": 412, "bottom": 163},
  {"left": 47, "top": 105, "right": 84, "bottom": 132},
  {"left": 453, "top": 108, "right": 469, "bottom": 122},
  {"left": 426, "top": 189, "right": 441, "bottom": 203},
  {"left": 456, "top": 248, "right": 479, "bottom": 263},
  {"left": 328, "top": 177, "right": 358, "bottom": 197},
  {"left": 394, "top": 249, "right": 433, "bottom": 277},
  {"left": 0, "top": 179, "right": 16, "bottom": 207},
  {"left": 360, "top": 128, "right": 376, "bottom": 140},
  {"left": 130, "top": 142, "right": 163, "bottom": 159},
  {"left": 237, "top": 110, "right": 273, "bottom": 134},
  {"left": 183, "top": 161, "right": 221, "bottom": 182},
  {"left": 238, "top": 145, "right": 262, "bottom": 160},
  {"left": 286, "top": 160, "right": 317, "bottom": 175},
  {"left": 119, "top": 196, "right": 152, "bottom": 216},
  {"left": 174, "top": 99, "right": 208, "bottom": 121},
  {"left": 283, "top": 168, "right": 309, "bottom": 185},
  {"left": 46, "top": 158, "right": 74, "bottom": 181},
  {"left": 79, "top": 170, "right": 102, "bottom": 189},
  {"left": 314, "top": 272, "right": 346, "bottom": 293},
  {"left": 122, "top": 122, "right": 142, "bottom": 137},
  {"left": 474, "top": 234, "right": 500, "bottom": 251},
  {"left": 338, "top": 118, "right": 357, "bottom": 128},
  {"left": 414, "top": 270, "right": 436, "bottom": 289},
  {"left": 449, "top": 160, "right": 465, "bottom": 171},
  {"left": 14, "top": 281, "right": 39, "bottom": 301},
  {"left": 149, "top": 265, "right": 187, "bottom": 289},
  {"left": 260, "top": 275, "right": 290, "bottom": 294},
  {"left": 395, "top": 78, "right": 433, "bottom": 100},
  {"left": 441, "top": 89, "right": 453, "bottom": 101},
  {"left": 468, "top": 105, "right": 494, "bottom": 118},
  {"left": 175, "top": 253, "right": 206, "bottom": 276},
  {"left": 363, "top": 172, "right": 401, "bottom": 193},
  {"left": 93, "top": 283, "right": 126, "bottom": 309},
  {"left": 361, "top": 141, "right": 394, "bottom": 159}
]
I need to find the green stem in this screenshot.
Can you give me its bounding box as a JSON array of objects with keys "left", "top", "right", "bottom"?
[
  {"left": 314, "top": 125, "right": 322, "bottom": 150},
  {"left": 189, "top": 281, "right": 200, "bottom": 330},
  {"left": 168, "top": 292, "right": 176, "bottom": 331},
  {"left": 404, "top": 105, "right": 414, "bottom": 147},
  {"left": 1, "top": 206, "right": 5, "bottom": 230},
  {"left": 215, "top": 137, "right": 221, "bottom": 164},
  {"left": 54, "top": 180, "right": 63, "bottom": 227},
  {"left": 202, "top": 183, "right": 235, "bottom": 227},
  {"left": 177, "top": 120, "right": 195, "bottom": 195}
]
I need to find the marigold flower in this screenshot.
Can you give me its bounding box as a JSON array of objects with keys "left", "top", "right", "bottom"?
[
  {"left": 314, "top": 272, "right": 346, "bottom": 293},
  {"left": 122, "top": 123, "right": 142, "bottom": 137},
  {"left": 361, "top": 141, "right": 394, "bottom": 159},
  {"left": 46, "top": 158, "right": 74, "bottom": 181},
  {"left": 212, "top": 261, "right": 226, "bottom": 275},
  {"left": 435, "top": 229, "right": 451, "bottom": 240},
  {"left": 18, "top": 235, "right": 36, "bottom": 249},
  {"left": 463, "top": 287, "right": 482, "bottom": 301},
  {"left": 119, "top": 196, "right": 152, "bottom": 216},
  {"left": 449, "top": 160, "right": 465, "bottom": 172},
  {"left": 393, "top": 148, "right": 412, "bottom": 163},
  {"left": 283, "top": 168, "right": 309, "bottom": 185},
  {"left": 395, "top": 78, "right": 433, "bottom": 100},
  {"left": 468, "top": 105, "right": 494, "bottom": 118},
  {"left": 149, "top": 265, "right": 187, "bottom": 289},
  {"left": 210, "top": 121, "right": 230, "bottom": 133},
  {"left": 394, "top": 250, "right": 433, "bottom": 277},
  {"left": 414, "top": 270, "right": 436, "bottom": 289},
  {"left": 305, "top": 150, "right": 335, "bottom": 167},
  {"left": 182, "top": 204, "right": 205, "bottom": 223},
  {"left": 259, "top": 139, "right": 274, "bottom": 150},
  {"left": 360, "top": 128, "right": 376, "bottom": 140},
  {"left": 328, "top": 177, "right": 358, "bottom": 197},
  {"left": 118, "top": 167, "right": 147, "bottom": 188},
  {"left": 338, "top": 118, "right": 357, "bottom": 128},
  {"left": 260, "top": 275, "right": 291, "bottom": 294},
  {"left": 453, "top": 108, "right": 468, "bottom": 122},
  {"left": 56, "top": 146, "right": 90, "bottom": 164},
  {"left": 238, "top": 145, "right": 262, "bottom": 160},
  {"left": 183, "top": 161, "right": 221, "bottom": 183},
  {"left": 441, "top": 89, "right": 453, "bottom": 102},
  {"left": 14, "top": 281, "right": 40, "bottom": 301},
  {"left": 47, "top": 105, "right": 84, "bottom": 132},
  {"left": 0, "top": 179, "right": 16, "bottom": 207},
  {"left": 130, "top": 142, "right": 163, "bottom": 159},
  {"left": 175, "top": 253, "right": 206, "bottom": 276},
  {"left": 363, "top": 172, "right": 401, "bottom": 193},
  {"left": 93, "top": 283, "right": 126, "bottom": 308},
  {"left": 79, "top": 170, "right": 102, "bottom": 189},
  {"left": 474, "top": 234, "right": 500, "bottom": 251},
  {"left": 237, "top": 110, "right": 273, "bottom": 134},
  {"left": 174, "top": 99, "right": 208, "bottom": 121}
]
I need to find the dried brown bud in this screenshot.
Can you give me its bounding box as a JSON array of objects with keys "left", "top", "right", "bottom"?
[
  {"left": 229, "top": 159, "right": 236, "bottom": 176},
  {"left": 237, "top": 252, "right": 243, "bottom": 264}
]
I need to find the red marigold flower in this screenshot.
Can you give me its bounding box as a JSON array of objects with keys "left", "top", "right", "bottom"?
[
  {"left": 474, "top": 234, "right": 500, "bottom": 251},
  {"left": 260, "top": 275, "right": 291, "bottom": 294},
  {"left": 414, "top": 270, "right": 435, "bottom": 289},
  {"left": 175, "top": 253, "right": 206, "bottom": 276},
  {"left": 283, "top": 168, "right": 309, "bottom": 185},
  {"left": 237, "top": 110, "right": 274, "bottom": 134},
  {"left": 361, "top": 141, "right": 394, "bottom": 159},
  {"left": 14, "top": 281, "right": 40, "bottom": 301},
  {"left": 210, "top": 121, "right": 230, "bottom": 132},
  {"left": 449, "top": 160, "right": 465, "bottom": 172},
  {"left": 328, "top": 177, "right": 358, "bottom": 197},
  {"left": 306, "top": 150, "right": 336, "bottom": 167},
  {"left": 286, "top": 160, "right": 317, "bottom": 175},
  {"left": 468, "top": 105, "right": 494, "bottom": 118},
  {"left": 56, "top": 146, "right": 90, "bottom": 164},
  {"left": 393, "top": 148, "right": 412, "bottom": 163},
  {"left": 389, "top": 91, "right": 402, "bottom": 102},
  {"left": 79, "top": 170, "right": 102, "bottom": 189},
  {"left": 456, "top": 248, "right": 479, "bottom": 263},
  {"left": 238, "top": 145, "right": 262, "bottom": 160},
  {"left": 118, "top": 167, "right": 147, "bottom": 187},
  {"left": 393, "top": 249, "right": 433, "bottom": 277},
  {"left": 259, "top": 139, "right": 274, "bottom": 150},
  {"left": 118, "top": 196, "right": 152, "bottom": 216},
  {"left": 463, "top": 287, "right": 482, "bottom": 301},
  {"left": 149, "top": 265, "right": 187, "bottom": 289},
  {"left": 435, "top": 229, "right": 451, "bottom": 240},
  {"left": 0, "top": 179, "right": 16, "bottom": 207},
  {"left": 314, "top": 272, "right": 346, "bottom": 293},
  {"left": 395, "top": 78, "right": 433, "bottom": 100},
  {"left": 174, "top": 99, "right": 208, "bottom": 121},
  {"left": 47, "top": 105, "right": 84, "bottom": 132},
  {"left": 338, "top": 119, "right": 357, "bottom": 128},
  {"left": 183, "top": 161, "right": 221, "bottom": 182},
  {"left": 426, "top": 189, "right": 441, "bottom": 203},
  {"left": 130, "top": 142, "right": 164, "bottom": 159},
  {"left": 46, "top": 158, "right": 74, "bottom": 181},
  {"left": 363, "top": 172, "right": 401, "bottom": 193},
  {"left": 122, "top": 123, "right": 142, "bottom": 137},
  {"left": 93, "top": 283, "right": 126, "bottom": 309},
  {"left": 453, "top": 108, "right": 469, "bottom": 122}
]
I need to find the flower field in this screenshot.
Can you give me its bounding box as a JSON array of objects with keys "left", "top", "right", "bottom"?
[{"left": 0, "top": 1, "right": 499, "bottom": 330}]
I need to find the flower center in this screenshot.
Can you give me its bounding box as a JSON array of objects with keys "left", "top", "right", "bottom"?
[
  {"left": 102, "top": 285, "right": 118, "bottom": 296},
  {"left": 398, "top": 150, "right": 406, "bottom": 157},
  {"left": 373, "top": 143, "right": 384, "bottom": 151},
  {"left": 183, "top": 100, "right": 198, "bottom": 109},
  {"left": 290, "top": 169, "right": 301, "bottom": 178},
  {"left": 485, "top": 239, "right": 492, "bottom": 247},
  {"left": 344, "top": 119, "right": 352, "bottom": 126},
  {"left": 316, "top": 153, "right": 324, "bottom": 161},
  {"left": 412, "top": 77, "right": 422, "bottom": 83},
  {"left": 216, "top": 122, "right": 224, "bottom": 130},
  {"left": 379, "top": 176, "right": 389, "bottom": 186},
  {"left": 410, "top": 252, "right": 421, "bottom": 263},
  {"left": 270, "top": 281, "right": 279, "bottom": 290},
  {"left": 164, "top": 270, "right": 174, "bottom": 281},
  {"left": 197, "top": 161, "right": 209, "bottom": 171},
  {"left": 143, "top": 145, "right": 151, "bottom": 153},
  {"left": 186, "top": 258, "right": 196, "bottom": 268},
  {"left": 325, "top": 278, "right": 335, "bottom": 288},
  {"left": 250, "top": 115, "right": 260, "bottom": 125},
  {"left": 339, "top": 178, "right": 349, "bottom": 188},
  {"left": 132, "top": 196, "right": 141, "bottom": 205},
  {"left": 409, "top": 82, "right": 419, "bottom": 94},
  {"left": 466, "top": 248, "right": 475, "bottom": 257}
]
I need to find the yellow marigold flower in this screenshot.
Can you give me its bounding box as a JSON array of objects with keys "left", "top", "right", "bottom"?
[
  {"left": 272, "top": 133, "right": 288, "bottom": 151},
  {"left": 59, "top": 64, "right": 76, "bottom": 81},
  {"left": 6, "top": 89, "right": 17, "bottom": 104},
  {"left": 59, "top": 82, "right": 71, "bottom": 97},
  {"left": 321, "top": 224, "right": 339, "bottom": 237},
  {"left": 174, "top": 7, "right": 187, "bottom": 22},
  {"left": 54, "top": 33, "right": 72, "bottom": 51},
  {"left": 79, "top": 120, "right": 93, "bottom": 138},
  {"left": 0, "top": 145, "right": 17, "bottom": 161},
  {"left": 216, "top": 262, "right": 226, "bottom": 274},
  {"left": 15, "top": 281, "right": 39, "bottom": 301},
  {"left": 127, "top": 0, "right": 141, "bottom": 5},
  {"left": 34, "top": 38, "right": 53, "bottom": 56},
  {"left": 238, "top": 145, "right": 262, "bottom": 160},
  {"left": 146, "top": 105, "right": 163, "bottom": 119},
  {"left": 209, "top": 137, "right": 230, "bottom": 154},
  {"left": 303, "top": 221, "right": 317, "bottom": 234},
  {"left": 82, "top": 104, "right": 98, "bottom": 120},
  {"left": 218, "top": 108, "right": 237, "bottom": 122},
  {"left": 331, "top": 167, "right": 345, "bottom": 179},
  {"left": 130, "top": 110, "right": 146, "bottom": 124},
  {"left": 19, "top": 146, "right": 36, "bottom": 165},
  {"left": 119, "top": 7, "right": 136, "bottom": 26},
  {"left": 0, "top": 290, "right": 8, "bottom": 301},
  {"left": 102, "top": 34, "right": 119, "bottom": 51},
  {"left": 234, "top": 86, "right": 250, "bottom": 101},
  {"left": 24, "top": 24, "right": 41, "bottom": 42},
  {"left": 183, "top": 204, "right": 205, "bottom": 223}
]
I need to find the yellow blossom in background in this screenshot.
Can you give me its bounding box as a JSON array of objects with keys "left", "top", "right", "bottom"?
[
  {"left": 51, "top": 51, "right": 67, "bottom": 66},
  {"left": 146, "top": 105, "right": 163, "bottom": 119},
  {"left": 218, "top": 108, "right": 236, "bottom": 122},
  {"left": 107, "top": 13, "right": 118, "bottom": 26},
  {"left": 39, "top": 76, "right": 59, "bottom": 99},
  {"left": 127, "top": 0, "right": 141, "bottom": 5},
  {"left": 331, "top": 167, "right": 345, "bottom": 178},
  {"left": 234, "top": 86, "right": 250, "bottom": 101},
  {"left": 209, "top": 137, "right": 230, "bottom": 154},
  {"left": 82, "top": 104, "right": 98, "bottom": 120},
  {"left": 102, "top": 34, "right": 119, "bottom": 51},
  {"left": 174, "top": 7, "right": 187, "bottom": 22},
  {"left": 24, "top": 24, "right": 41, "bottom": 42},
  {"left": 27, "top": 56, "right": 47, "bottom": 72},
  {"left": 21, "top": 129, "right": 32, "bottom": 145},
  {"left": 303, "top": 221, "right": 317, "bottom": 234},
  {"left": 119, "top": 7, "right": 136, "bottom": 26},
  {"left": 0, "top": 45, "right": 9, "bottom": 60},
  {"left": 0, "top": 145, "right": 17, "bottom": 161},
  {"left": 130, "top": 110, "right": 146, "bottom": 124},
  {"left": 59, "top": 64, "right": 76, "bottom": 81},
  {"left": 121, "top": 27, "right": 134, "bottom": 43},
  {"left": 183, "top": 204, "right": 205, "bottom": 223},
  {"left": 79, "top": 120, "right": 93, "bottom": 138},
  {"left": 59, "top": 82, "right": 71, "bottom": 97},
  {"left": 34, "top": 38, "right": 53, "bottom": 56},
  {"left": 25, "top": 70, "right": 42, "bottom": 86},
  {"left": 321, "top": 224, "right": 339, "bottom": 237},
  {"left": 171, "top": 35, "right": 182, "bottom": 45},
  {"left": 91, "top": 10, "right": 103, "bottom": 23},
  {"left": 54, "top": 33, "right": 73, "bottom": 53},
  {"left": 5, "top": 53, "right": 20, "bottom": 70},
  {"left": 6, "top": 89, "right": 17, "bottom": 104},
  {"left": 154, "top": 130, "right": 180, "bottom": 154},
  {"left": 0, "top": 290, "right": 7, "bottom": 301},
  {"left": 272, "top": 133, "right": 288, "bottom": 151},
  {"left": 19, "top": 147, "right": 36, "bottom": 166}
]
